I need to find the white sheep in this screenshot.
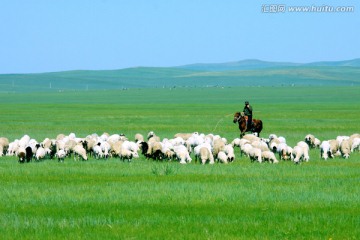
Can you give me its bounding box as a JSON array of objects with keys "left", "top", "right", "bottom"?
[
  {"left": 224, "top": 144, "right": 235, "bottom": 162},
  {"left": 174, "top": 133, "right": 194, "bottom": 141},
  {"left": 212, "top": 138, "right": 226, "bottom": 157},
  {"left": 340, "top": 139, "right": 351, "bottom": 159},
  {"left": 217, "top": 151, "right": 228, "bottom": 164},
  {"left": 261, "top": 151, "right": 279, "bottom": 164},
  {"left": 240, "top": 143, "right": 253, "bottom": 157},
  {"left": 173, "top": 145, "right": 192, "bottom": 164},
  {"left": 119, "top": 148, "right": 138, "bottom": 162},
  {"left": 249, "top": 147, "right": 262, "bottom": 163},
  {"left": 292, "top": 146, "right": 304, "bottom": 164},
  {"left": 320, "top": 141, "right": 331, "bottom": 160},
  {"left": 93, "top": 145, "right": 104, "bottom": 159},
  {"left": 350, "top": 137, "right": 360, "bottom": 152},
  {"left": 329, "top": 139, "right": 341, "bottom": 158},
  {"left": 73, "top": 145, "right": 88, "bottom": 161},
  {"left": 199, "top": 147, "right": 214, "bottom": 165},
  {"left": 296, "top": 141, "right": 310, "bottom": 161},
  {"left": 277, "top": 143, "right": 293, "bottom": 161},
  {"left": 55, "top": 149, "right": 67, "bottom": 162},
  {"left": 134, "top": 133, "right": 144, "bottom": 143},
  {"left": 35, "top": 147, "right": 46, "bottom": 161}
]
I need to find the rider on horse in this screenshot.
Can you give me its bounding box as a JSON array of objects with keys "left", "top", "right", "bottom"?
[{"left": 243, "top": 101, "right": 253, "bottom": 132}]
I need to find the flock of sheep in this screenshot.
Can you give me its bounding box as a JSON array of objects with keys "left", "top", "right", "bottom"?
[{"left": 0, "top": 131, "right": 359, "bottom": 165}]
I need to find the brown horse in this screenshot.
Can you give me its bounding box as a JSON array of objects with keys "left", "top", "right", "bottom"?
[{"left": 233, "top": 112, "right": 263, "bottom": 138}]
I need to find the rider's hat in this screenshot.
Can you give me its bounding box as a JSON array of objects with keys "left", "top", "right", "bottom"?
[{"left": 245, "top": 101, "right": 249, "bottom": 104}]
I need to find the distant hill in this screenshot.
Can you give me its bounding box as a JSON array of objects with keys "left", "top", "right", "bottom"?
[
  {"left": 0, "top": 59, "right": 359, "bottom": 93},
  {"left": 176, "top": 58, "right": 360, "bottom": 71}
]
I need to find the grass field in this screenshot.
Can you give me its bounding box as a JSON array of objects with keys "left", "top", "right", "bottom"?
[{"left": 1, "top": 85, "right": 360, "bottom": 239}]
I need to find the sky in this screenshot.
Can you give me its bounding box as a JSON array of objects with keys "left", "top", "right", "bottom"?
[{"left": 0, "top": 0, "right": 359, "bottom": 73}]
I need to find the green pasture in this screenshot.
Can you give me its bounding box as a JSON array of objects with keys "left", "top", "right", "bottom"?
[{"left": 1, "top": 86, "right": 360, "bottom": 239}]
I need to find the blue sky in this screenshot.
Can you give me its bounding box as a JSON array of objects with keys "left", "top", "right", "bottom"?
[{"left": 0, "top": 0, "right": 359, "bottom": 73}]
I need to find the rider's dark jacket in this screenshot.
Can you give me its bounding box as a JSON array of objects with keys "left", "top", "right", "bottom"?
[{"left": 243, "top": 105, "right": 253, "bottom": 116}]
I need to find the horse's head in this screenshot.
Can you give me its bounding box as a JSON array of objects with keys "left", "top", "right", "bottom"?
[{"left": 233, "top": 112, "right": 244, "bottom": 123}]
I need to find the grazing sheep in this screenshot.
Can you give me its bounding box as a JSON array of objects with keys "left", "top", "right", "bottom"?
[
  {"left": 134, "top": 133, "right": 144, "bottom": 143},
  {"left": 119, "top": 148, "right": 138, "bottom": 162},
  {"left": 55, "top": 149, "right": 67, "bottom": 162},
  {"left": 93, "top": 145, "right": 104, "bottom": 159},
  {"left": 212, "top": 138, "right": 226, "bottom": 157},
  {"left": 174, "top": 133, "right": 194, "bottom": 141},
  {"left": 351, "top": 138, "right": 360, "bottom": 152},
  {"left": 240, "top": 143, "right": 253, "bottom": 157},
  {"left": 296, "top": 141, "right": 310, "bottom": 162},
  {"left": 277, "top": 143, "right": 293, "bottom": 161},
  {"left": 173, "top": 145, "right": 192, "bottom": 164},
  {"left": 217, "top": 151, "right": 228, "bottom": 164},
  {"left": 320, "top": 141, "right": 331, "bottom": 160},
  {"left": 340, "top": 139, "right": 351, "bottom": 159},
  {"left": 17, "top": 147, "right": 26, "bottom": 163},
  {"left": 35, "top": 147, "right": 46, "bottom": 161},
  {"left": 0, "top": 137, "right": 9, "bottom": 156},
  {"left": 242, "top": 134, "right": 260, "bottom": 143},
  {"left": 194, "top": 143, "right": 212, "bottom": 163},
  {"left": 251, "top": 140, "right": 269, "bottom": 152},
  {"left": 73, "top": 145, "right": 88, "bottom": 161},
  {"left": 147, "top": 141, "right": 163, "bottom": 160},
  {"left": 25, "top": 146, "right": 34, "bottom": 162},
  {"left": 261, "top": 151, "right": 279, "bottom": 164},
  {"left": 147, "top": 131, "right": 160, "bottom": 142},
  {"left": 292, "top": 146, "right": 304, "bottom": 164},
  {"left": 329, "top": 139, "right": 341, "bottom": 158},
  {"left": 224, "top": 144, "right": 235, "bottom": 162},
  {"left": 249, "top": 147, "right": 262, "bottom": 163},
  {"left": 199, "top": 147, "right": 214, "bottom": 165},
  {"left": 304, "top": 134, "right": 316, "bottom": 148}
]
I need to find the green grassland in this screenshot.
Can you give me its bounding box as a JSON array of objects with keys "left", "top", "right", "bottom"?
[{"left": 1, "top": 67, "right": 360, "bottom": 239}]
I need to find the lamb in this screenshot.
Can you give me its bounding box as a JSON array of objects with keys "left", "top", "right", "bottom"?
[
  {"left": 261, "top": 151, "right": 279, "bottom": 164},
  {"left": 55, "top": 149, "right": 67, "bottom": 162},
  {"left": 340, "top": 139, "right": 351, "bottom": 159},
  {"left": 194, "top": 143, "right": 212, "bottom": 163},
  {"left": 73, "top": 145, "right": 88, "bottom": 161}
]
